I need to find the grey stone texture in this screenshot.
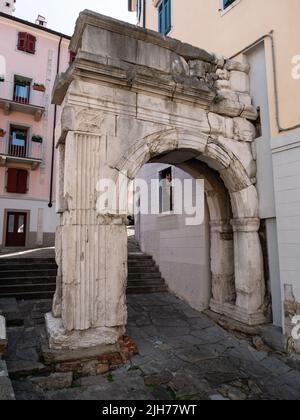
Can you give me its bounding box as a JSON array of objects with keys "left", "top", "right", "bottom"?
[{"left": 2, "top": 296, "right": 300, "bottom": 400}]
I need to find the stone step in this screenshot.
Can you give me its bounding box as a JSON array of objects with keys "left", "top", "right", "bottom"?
[
  {"left": 6, "top": 360, "right": 50, "bottom": 380},
  {"left": 128, "top": 277, "right": 165, "bottom": 284},
  {"left": 0, "top": 263, "right": 57, "bottom": 271},
  {"left": 128, "top": 266, "right": 159, "bottom": 273},
  {"left": 0, "top": 276, "right": 57, "bottom": 285},
  {"left": 127, "top": 285, "right": 168, "bottom": 294},
  {"left": 0, "top": 283, "right": 56, "bottom": 294},
  {"left": 127, "top": 281, "right": 166, "bottom": 288},
  {"left": 0, "top": 270, "right": 57, "bottom": 279},
  {"left": 0, "top": 258, "right": 56, "bottom": 265},
  {"left": 128, "top": 272, "right": 162, "bottom": 280},
  {"left": 128, "top": 260, "right": 156, "bottom": 267},
  {"left": 0, "top": 291, "right": 55, "bottom": 300},
  {"left": 128, "top": 254, "right": 152, "bottom": 260}
]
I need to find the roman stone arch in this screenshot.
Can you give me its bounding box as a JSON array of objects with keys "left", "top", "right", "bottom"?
[{"left": 46, "top": 11, "right": 267, "bottom": 351}]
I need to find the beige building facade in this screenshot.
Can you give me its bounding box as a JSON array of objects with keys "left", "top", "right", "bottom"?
[{"left": 129, "top": 0, "right": 300, "bottom": 349}]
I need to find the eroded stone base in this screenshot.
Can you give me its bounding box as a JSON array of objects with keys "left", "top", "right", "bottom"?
[
  {"left": 45, "top": 313, "right": 125, "bottom": 351},
  {"left": 210, "top": 299, "right": 268, "bottom": 327},
  {"left": 42, "top": 327, "right": 138, "bottom": 377}
]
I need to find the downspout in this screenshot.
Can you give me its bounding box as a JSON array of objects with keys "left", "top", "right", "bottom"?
[
  {"left": 143, "top": 0, "right": 146, "bottom": 28},
  {"left": 230, "top": 31, "right": 300, "bottom": 133},
  {"left": 48, "top": 36, "right": 62, "bottom": 208}
]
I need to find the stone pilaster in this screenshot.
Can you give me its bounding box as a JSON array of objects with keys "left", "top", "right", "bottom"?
[
  {"left": 231, "top": 218, "right": 266, "bottom": 325},
  {"left": 46, "top": 132, "right": 128, "bottom": 350},
  {"left": 209, "top": 221, "right": 235, "bottom": 305}
]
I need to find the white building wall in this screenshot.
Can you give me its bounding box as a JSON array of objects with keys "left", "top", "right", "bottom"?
[
  {"left": 136, "top": 163, "right": 211, "bottom": 312},
  {"left": 272, "top": 132, "right": 300, "bottom": 312},
  {"left": 0, "top": 197, "right": 57, "bottom": 248},
  {"left": 246, "top": 44, "right": 283, "bottom": 327}
]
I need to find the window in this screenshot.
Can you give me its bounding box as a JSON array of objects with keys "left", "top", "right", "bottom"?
[
  {"left": 17, "top": 32, "right": 36, "bottom": 54},
  {"left": 13, "top": 76, "right": 31, "bottom": 104},
  {"left": 159, "top": 167, "right": 173, "bottom": 213},
  {"left": 7, "top": 168, "right": 28, "bottom": 194},
  {"left": 69, "top": 51, "right": 77, "bottom": 65},
  {"left": 137, "top": 0, "right": 142, "bottom": 21},
  {"left": 9, "top": 125, "right": 28, "bottom": 158},
  {"left": 222, "top": 0, "right": 238, "bottom": 10},
  {"left": 158, "top": 0, "right": 171, "bottom": 35}
]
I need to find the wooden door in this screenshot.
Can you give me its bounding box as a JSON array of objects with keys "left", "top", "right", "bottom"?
[{"left": 5, "top": 212, "right": 27, "bottom": 247}]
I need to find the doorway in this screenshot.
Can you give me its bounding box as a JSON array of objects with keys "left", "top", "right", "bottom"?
[{"left": 5, "top": 212, "right": 27, "bottom": 247}]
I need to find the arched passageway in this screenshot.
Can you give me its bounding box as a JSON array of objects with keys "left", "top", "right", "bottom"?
[{"left": 46, "top": 11, "right": 266, "bottom": 351}]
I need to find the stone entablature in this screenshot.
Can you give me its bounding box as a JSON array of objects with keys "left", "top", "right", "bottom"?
[{"left": 48, "top": 10, "right": 266, "bottom": 352}]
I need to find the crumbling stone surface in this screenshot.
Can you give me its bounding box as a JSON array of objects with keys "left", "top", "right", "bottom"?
[{"left": 284, "top": 285, "right": 300, "bottom": 354}]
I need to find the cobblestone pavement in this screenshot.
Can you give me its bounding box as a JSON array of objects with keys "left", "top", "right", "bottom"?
[{"left": 3, "top": 293, "right": 300, "bottom": 400}]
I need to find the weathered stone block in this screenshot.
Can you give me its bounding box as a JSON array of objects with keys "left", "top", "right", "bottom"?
[
  {"left": 211, "top": 99, "right": 243, "bottom": 118},
  {"left": 208, "top": 113, "right": 234, "bottom": 138},
  {"left": 230, "top": 71, "right": 250, "bottom": 93},
  {"left": 225, "top": 59, "right": 250, "bottom": 74},
  {"left": 189, "top": 60, "right": 212, "bottom": 78},
  {"left": 233, "top": 117, "right": 256, "bottom": 142}
]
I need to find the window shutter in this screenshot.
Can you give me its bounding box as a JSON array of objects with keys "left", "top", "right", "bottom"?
[
  {"left": 17, "top": 32, "right": 27, "bottom": 51},
  {"left": 7, "top": 168, "right": 18, "bottom": 193},
  {"left": 26, "top": 34, "right": 36, "bottom": 54},
  {"left": 7, "top": 169, "right": 28, "bottom": 193},
  {"left": 17, "top": 170, "right": 28, "bottom": 194}
]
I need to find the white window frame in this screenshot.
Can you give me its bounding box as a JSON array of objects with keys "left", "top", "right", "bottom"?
[
  {"left": 219, "top": 0, "right": 242, "bottom": 16},
  {"left": 158, "top": 166, "right": 174, "bottom": 215}
]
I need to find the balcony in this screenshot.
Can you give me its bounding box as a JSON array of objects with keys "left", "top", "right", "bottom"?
[
  {"left": 0, "top": 134, "right": 43, "bottom": 170},
  {"left": 0, "top": 80, "right": 45, "bottom": 121}
]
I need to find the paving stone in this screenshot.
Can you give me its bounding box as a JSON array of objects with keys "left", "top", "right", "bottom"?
[
  {"left": 0, "top": 377, "right": 15, "bottom": 400},
  {"left": 0, "top": 360, "right": 8, "bottom": 377},
  {"left": 144, "top": 370, "right": 173, "bottom": 386},
  {"left": 0, "top": 298, "right": 19, "bottom": 314},
  {"left": 3, "top": 293, "right": 300, "bottom": 400},
  {"left": 209, "top": 393, "right": 229, "bottom": 400},
  {"left": 7, "top": 360, "right": 49, "bottom": 379},
  {"left": 260, "top": 356, "right": 293, "bottom": 375},
  {"left": 30, "top": 373, "right": 73, "bottom": 391},
  {"left": 219, "top": 385, "right": 247, "bottom": 401}
]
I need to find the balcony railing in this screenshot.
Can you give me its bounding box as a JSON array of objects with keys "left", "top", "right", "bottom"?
[
  {"left": 0, "top": 81, "right": 45, "bottom": 120},
  {"left": 0, "top": 135, "right": 43, "bottom": 168}
]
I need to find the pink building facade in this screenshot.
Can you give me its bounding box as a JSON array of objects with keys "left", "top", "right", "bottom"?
[{"left": 0, "top": 8, "right": 70, "bottom": 250}]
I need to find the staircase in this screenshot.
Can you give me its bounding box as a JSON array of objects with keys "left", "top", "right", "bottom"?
[
  {"left": 0, "top": 258, "right": 57, "bottom": 300},
  {"left": 127, "top": 237, "right": 168, "bottom": 294},
  {"left": 0, "top": 239, "right": 167, "bottom": 300}
]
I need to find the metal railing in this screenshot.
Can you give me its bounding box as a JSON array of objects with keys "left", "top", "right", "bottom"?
[
  {"left": 0, "top": 80, "right": 46, "bottom": 108},
  {"left": 0, "top": 136, "right": 43, "bottom": 160}
]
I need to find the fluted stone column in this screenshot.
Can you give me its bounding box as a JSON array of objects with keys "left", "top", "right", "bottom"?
[
  {"left": 231, "top": 218, "right": 266, "bottom": 324},
  {"left": 209, "top": 221, "right": 235, "bottom": 307},
  {"left": 46, "top": 132, "right": 128, "bottom": 350}
]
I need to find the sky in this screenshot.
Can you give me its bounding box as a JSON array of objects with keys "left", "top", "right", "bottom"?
[{"left": 15, "top": 0, "right": 137, "bottom": 35}]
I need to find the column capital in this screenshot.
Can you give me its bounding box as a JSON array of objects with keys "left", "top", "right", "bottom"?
[
  {"left": 210, "top": 220, "right": 232, "bottom": 233},
  {"left": 231, "top": 218, "right": 260, "bottom": 233}
]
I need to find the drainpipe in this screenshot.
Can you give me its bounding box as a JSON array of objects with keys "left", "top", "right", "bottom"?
[
  {"left": 143, "top": 0, "right": 146, "bottom": 28},
  {"left": 48, "top": 36, "right": 62, "bottom": 208},
  {"left": 229, "top": 31, "right": 300, "bottom": 133}
]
